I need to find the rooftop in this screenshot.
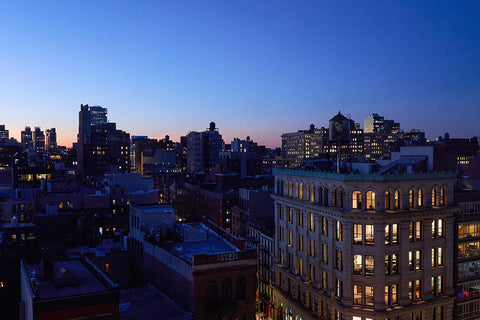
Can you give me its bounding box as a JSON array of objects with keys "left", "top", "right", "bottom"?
[
  {"left": 273, "top": 168, "right": 457, "bottom": 181},
  {"left": 157, "top": 223, "right": 239, "bottom": 263},
  {"left": 119, "top": 285, "right": 191, "bottom": 320},
  {"left": 136, "top": 205, "right": 174, "bottom": 214},
  {"left": 26, "top": 260, "right": 108, "bottom": 300}
]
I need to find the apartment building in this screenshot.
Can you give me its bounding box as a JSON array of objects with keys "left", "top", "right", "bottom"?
[{"left": 272, "top": 168, "right": 456, "bottom": 320}]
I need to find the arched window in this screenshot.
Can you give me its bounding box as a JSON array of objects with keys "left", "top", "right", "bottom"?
[
  {"left": 286, "top": 308, "right": 293, "bottom": 320},
  {"left": 236, "top": 276, "right": 246, "bottom": 300},
  {"left": 338, "top": 189, "right": 344, "bottom": 208},
  {"left": 289, "top": 182, "right": 293, "bottom": 197},
  {"left": 366, "top": 191, "right": 376, "bottom": 210},
  {"left": 432, "top": 188, "right": 438, "bottom": 207},
  {"left": 323, "top": 187, "right": 329, "bottom": 206},
  {"left": 206, "top": 280, "right": 217, "bottom": 303},
  {"left": 295, "top": 183, "right": 299, "bottom": 198},
  {"left": 385, "top": 191, "right": 391, "bottom": 210},
  {"left": 394, "top": 190, "right": 401, "bottom": 209},
  {"left": 306, "top": 185, "right": 311, "bottom": 201},
  {"left": 222, "top": 278, "right": 232, "bottom": 300},
  {"left": 409, "top": 189, "right": 415, "bottom": 208},
  {"left": 417, "top": 189, "right": 424, "bottom": 207},
  {"left": 310, "top": 185, "right": 315, "bottom": 202},
  {"left": 318, "top": 187, "right": 323, "bottom": 204},
  {"left": 440, "top": 187, "right": 446, "bottom": 206},
  {"left": 332, "top": 189, "right": 337, "bottom": 207},
  {"left": 299, "top": 183, "right": 303, "bottom": 199},
  {"left": 352, "top": 191, "right": 362, "bottom": 209}
]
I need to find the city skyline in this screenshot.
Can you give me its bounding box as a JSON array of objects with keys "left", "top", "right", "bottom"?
[{"left": 1, "top": 1, "right": 479, "bottom": 147}]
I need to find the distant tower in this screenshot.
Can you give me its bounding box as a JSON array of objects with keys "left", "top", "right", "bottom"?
[
  {"left": 186, "top": 122, "right": 224, "bottom": 173},
  {"left": 33, "top": 127, "right": 45, "bottom": 153},
  {"left": 0, "top": 125, "right": 9, "bottom": 139},
  {"left": 45, "top": 128, "right": 57, "bottom": 152},
  {"left": 21, "top": 127, "right": 33, "bottom": 150},
  {"left": 78, "top": 104, "right": 129, "bottom": 178}
]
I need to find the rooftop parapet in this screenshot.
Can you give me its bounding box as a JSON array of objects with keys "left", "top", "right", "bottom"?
[{"left": 273, "top": 168, "right": 457, "bottom": 182}]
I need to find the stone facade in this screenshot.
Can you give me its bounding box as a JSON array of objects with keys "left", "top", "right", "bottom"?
[{"left": 272, "top": 168, "right": 457, "bottom": 320}]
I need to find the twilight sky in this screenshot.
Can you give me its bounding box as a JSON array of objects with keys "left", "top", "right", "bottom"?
[{"left": 0, "top": 1, "right": 479, "bottom": 148}]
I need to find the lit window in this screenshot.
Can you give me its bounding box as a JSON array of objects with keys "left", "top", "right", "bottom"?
[
  {"left": 353, "top": 224, "right": 363, "bottom": 244},
  {"left": 366, "top": 191, "right": 375, "bottom": 210},
  {"left": 352, "top": 191, "right": 362, "bottom": 209}
]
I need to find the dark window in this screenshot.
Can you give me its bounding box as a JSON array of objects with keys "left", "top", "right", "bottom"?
[
  {"left": 206, "top": 280, "right": 217, "bottom": 303},
  {"left": 236, "top": 276, "right": 246, "bottom": 299},
  {"left": 222, "top": 278, "right": 232, "bottom": 300}
]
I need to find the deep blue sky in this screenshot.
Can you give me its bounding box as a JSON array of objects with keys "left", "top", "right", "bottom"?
[{"left": 0, "top": 1, "right": 479, "bottom": 147}]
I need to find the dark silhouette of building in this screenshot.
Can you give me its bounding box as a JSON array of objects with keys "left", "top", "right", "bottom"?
[
  {"left": 78, "top": 105, "right": 130, "bottom": 179},
  {"left": 0, "top": 125, "right": 9, "bottom": 139},
  {"left": 187, "top": 122, "right": 224, "bottom": 173},
  {"left": 21, "top": 127, "right": 33, "bottom": 151},
  {"left": 45, "top": 128, "right": 57, "bottom": 153},
  {"left": 33, "top": 127, "right": 45, "bottom": 154}
]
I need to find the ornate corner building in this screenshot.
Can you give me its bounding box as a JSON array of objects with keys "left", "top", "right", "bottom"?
[{"left": 272, "top": 168, "right": 457, "bottom": 320}]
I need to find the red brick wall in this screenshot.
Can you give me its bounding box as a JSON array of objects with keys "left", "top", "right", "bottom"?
[
  {"left": 193, "top": 264, "right": 257, "bottom": 320},
  {"left": 35, "top": 301, "right": 119, "bottom": 320}
]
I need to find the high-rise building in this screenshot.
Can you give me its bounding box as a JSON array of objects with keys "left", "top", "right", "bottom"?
[
  {"left": 364, "top": 113, "right": 400, "bottom": 134},
  {"left": 272, "top": 167, "right": 456, "bottom": 319},
  {"left": 0, "top": 125, "right": 9, "bottom": 139},
  {"left": 32, "top": 127, "right": 45, "bottom": 153},
  {"left": 282, "top": 124, "right": 330, "bottom": 161},
  {"left": 130, "top": 135, "right": 149, "bottom": 172},
  {"left": 45, "top": 128, "right": 57, "bottom": 152},
  {"left": 21, "top": 126, "right": 33, "bottom": 150},
  {"left": 186, "top": 122, "right": 224, "bottom": 173},
  {"left": 78, "top": 104, "right": 129, "bottom": 178}
]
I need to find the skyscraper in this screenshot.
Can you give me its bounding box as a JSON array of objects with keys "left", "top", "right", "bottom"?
[
  {"left": 33, "top": 127, "right": 45, "bottom": 153},
  {"left": 21, "top": 126, "right": 33, "bottom": 150},
  {"left": 0, "top": 125, "right": 9, "bottom": 139},
  {"left": 186, "top": 122, "right": 224, "bottom": 173},
  {"left": 45, "top": 128, "right": 57, "bottom": 152},
  {"left": 364, "top": 113, "right": 400, "bottom": 134},
  {"left": 78, "top": 104, "right": 129, "bottom": 178},
  {"left": 281, "top": 124, "right": 329, "bottom": 160}
]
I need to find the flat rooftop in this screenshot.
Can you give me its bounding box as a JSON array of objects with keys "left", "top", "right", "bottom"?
[
  {"left": 120, "top": 285, "right": 191, "bottom": 320},
  {"left": 137, "top": 205, "right": 174, "bottom": 214},
  {"left": 164, "top": 223, "right": 239, "bottom": 263},
  {"left": 27, "top": 260, "right": 108, "bottom": 300},
  {"left": 273, "top": 168, "right": 457, "bottom": 181}
]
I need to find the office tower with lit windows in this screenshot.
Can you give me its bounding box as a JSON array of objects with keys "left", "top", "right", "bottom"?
[
  {"left": 78, "top": 104, "right": 130, "bottom": 178},
  {"left": 186, "top": 122, "right": 224, "bottom": 173},
  {"left": 281, "top": 124, "right": 330, "bottom": 161},
  {"left": 282, "top": 114, "right": 364, "bottom": 163},
  {"left": 21, "top": 126, "right": 33, "bottom": 150},
  {"left": 32, "top": 127, "right": 45, "bottom": 153},
  {"left": 0, "top": 125, "right": 9, "bottom": 139},
  {"left": 272, "top": 168, "right": 456, "bottom": 320},
  {"left": 45, "top": 128, "right": 57, "bottom": 153},
  {"left": 364, "top": 113, "right": 400, "bottom": 134}
]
